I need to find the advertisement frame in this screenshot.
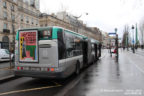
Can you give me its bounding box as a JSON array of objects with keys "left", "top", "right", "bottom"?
[{"left": 18, "top": 30, "right": 39, "bottom": 63}]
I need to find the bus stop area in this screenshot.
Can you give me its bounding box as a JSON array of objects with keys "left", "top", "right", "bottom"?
[{"left": 0, "top": 61, "right": 15, "bottom": 81}]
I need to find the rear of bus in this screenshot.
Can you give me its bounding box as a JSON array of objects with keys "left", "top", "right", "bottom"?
[{"left": 14, "top": 27, "right": 66, "bottom": 78}]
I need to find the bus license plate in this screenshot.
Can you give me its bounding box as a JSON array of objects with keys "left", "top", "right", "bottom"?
[{"left": 30, "top": 67, "right": 40, "bottom": 71}]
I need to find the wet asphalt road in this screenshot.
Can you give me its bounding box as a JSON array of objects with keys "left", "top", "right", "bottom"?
[
  {"left": 65, "top": 49, "right": 144, "bottom": 96},
  {"left": 0, "top": 61, "right": 14, "bottom": 79},
  {"left": 0, "top": 49, "right": 144, "bottom": 96}
]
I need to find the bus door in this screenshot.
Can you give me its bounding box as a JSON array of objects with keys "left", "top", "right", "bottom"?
[
  {"left": 94, "top": 44, "right": 98, "bottom": 60},
  {"left": 82, "top": 41, "right": 88, "bottom": 67},
  {"left": 87, "top": 40, "right": 92, "bottom": 64},
  {"left": 98, "top": 44, "right": 101, "bottom": 57}
]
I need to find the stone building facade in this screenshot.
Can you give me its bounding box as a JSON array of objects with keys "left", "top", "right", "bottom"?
[
  {"left": 102, "top": 32, "right": 110, "bottom": 48},
  {"left": 0, "top": 0, "right": 40, "bottom": 49},
  {"left": 39, "top": 12, "right": 102, "bottom": 41}
]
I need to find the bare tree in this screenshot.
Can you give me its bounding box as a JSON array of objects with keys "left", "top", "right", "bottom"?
[
  {"left": 122, "top": 25, "right": 131, "bottom": 51},
  {"left": 139, "top": 21, "right": 144, "bottom": 48},
  {"left": 59, "top": 3, "right": 69, "bottom": 13}
]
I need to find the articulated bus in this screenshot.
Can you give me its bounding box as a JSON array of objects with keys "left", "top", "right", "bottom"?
[{"left": 14, "top": 26, "right": 101, "bottom": 78}]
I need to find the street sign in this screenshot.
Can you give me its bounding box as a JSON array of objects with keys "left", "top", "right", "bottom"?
[
  {"left": 108, "top": 32, "right": 116, "bottom": 35},
  {"left": 132, "top": 40, "right": 135, "bottom": 44}
]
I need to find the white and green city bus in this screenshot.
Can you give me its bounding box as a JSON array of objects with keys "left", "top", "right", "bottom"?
[{"left": 14, "top": 26, "right": 101, "bottom": 78}]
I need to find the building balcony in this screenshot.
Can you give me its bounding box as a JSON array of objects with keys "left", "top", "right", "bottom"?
[
  {"left": 3, "top": 6, "right": 7, "bottom": 9},
  {"left": 18, "top": 6, "right": 39, "bottom": 18},
  {"left": 11, "top": 9, "right": 15, "bottom": 12},
  {"left": 3, "top": 29, "right": 10, "bottom": 34},
  {"left": 12, "top": 19, "right": 15, "bottom": 22},
  {"left": 4, "top": 17, "right": 7, "bottom": 20}
]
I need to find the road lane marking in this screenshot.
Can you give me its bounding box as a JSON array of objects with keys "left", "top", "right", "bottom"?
[
  {"left": 0, "top": 84, "right": 62, "bottom": 96},
  {"left": 131, "top": 60, "right": 144, "bottom": 74},
  {"left": 52, "top": 81, "right": 61, "bottom": 85},
  {"left": 128, "top": 52, "right": 144, "bottom": 74}
]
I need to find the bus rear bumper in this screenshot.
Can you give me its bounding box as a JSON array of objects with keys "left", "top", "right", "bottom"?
[{"left": 14, "top": 70, "right": 68, "bottom": 79}]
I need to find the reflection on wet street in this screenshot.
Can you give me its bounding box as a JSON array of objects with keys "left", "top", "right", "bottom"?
[{"left": 65, "top": 49, "right": 144, "bottom": 96}]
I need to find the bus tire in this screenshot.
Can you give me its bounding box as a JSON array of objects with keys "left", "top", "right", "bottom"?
[{"left": 75, "top": 62, "right": 80, "bottom": 75}]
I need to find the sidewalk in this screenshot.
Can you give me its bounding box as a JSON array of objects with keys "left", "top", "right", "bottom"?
[
  {"left": 100, "top": 49, "right": 108, "bottom": 59},
  {"left": 136, "top": 48, "right": 144, "bottom": 52},
  {"left": 0, "top": 61, "right": 15, "bottom": 81}
]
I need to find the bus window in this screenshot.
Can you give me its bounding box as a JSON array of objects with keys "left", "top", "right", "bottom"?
[
  {"left": 38, "top": 29, "right": 52, "bottom": 40},
  {"left": 74, "top": 36, "right": 82, "bottom": 56},
  {"left": 57, "top": 29, "right": 66, "bottom": 60},
  {"left": 65, "top": 32, "right": 75, "bottom": 58},
  {"left": 65, "top": 31, "right": 82, "bottom": 58}
]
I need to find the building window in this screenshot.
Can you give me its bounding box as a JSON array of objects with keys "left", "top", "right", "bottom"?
[
  {"left": 3, "top": 23, "right": 7, "bottom": 29},
  {"left": 31, "top": 18, "right": 33, "bottom": 24},
  {"left": 3, "top": 2, "right": 7, "bottom": 8},
  {"left": 26, "top": 16, "right": 29, "bottom": 23},
  {"left": 21, "top": 14, "right": 23, "bottom": 21},
  {"left": 12, "top": 14, "right": 15, "bottom": 21},
  {"left": 12, "top": 24, "right": 15, "bottom": 32},
  {"left": 3, "top": 11, "right": 7, "bottom": 20},
  {"left": 36, "top": 19, "right": 38, "bottom": 25},
  {"left": 11, "top": 5, "right": 14, "bottom": 11}
]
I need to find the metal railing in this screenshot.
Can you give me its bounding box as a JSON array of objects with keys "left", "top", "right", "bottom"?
[{"left": 18, "top": 6, "right": 39, "bottom": 18}]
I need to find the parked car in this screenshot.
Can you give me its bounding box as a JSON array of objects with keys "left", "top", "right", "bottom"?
[{"left": 0, "top": 49, "right": 14, "bottom": 62}]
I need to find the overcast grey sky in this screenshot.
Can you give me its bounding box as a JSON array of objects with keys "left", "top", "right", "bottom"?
[{"left": 40, "top": 0, "right": 144, "bottom": 37}]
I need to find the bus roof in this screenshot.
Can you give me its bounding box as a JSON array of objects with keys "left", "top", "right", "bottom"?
[
  {"left": 17, "top": 26, "right": 88, "bottom": 40},
  {"left": 16, "top": 26, "right": 102, "bottom": 43}
]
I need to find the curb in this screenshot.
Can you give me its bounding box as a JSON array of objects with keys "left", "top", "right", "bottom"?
[{"left": 0, "top": 75, "right": 16, "bottom": 82}]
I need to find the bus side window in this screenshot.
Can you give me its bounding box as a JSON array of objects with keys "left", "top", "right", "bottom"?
[
  {"left": 65, "top": 32, "right": 74, "bottom": 58},
  {"left": 57, "top": 29, "right": 66, "bottom": 60}
]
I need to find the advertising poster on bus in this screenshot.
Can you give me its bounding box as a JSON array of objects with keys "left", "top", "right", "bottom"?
[{"left": 19, "top": 30, "right": 38, "bottom": 62}]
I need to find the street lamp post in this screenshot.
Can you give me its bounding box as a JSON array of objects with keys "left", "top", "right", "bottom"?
[
  {"left": 132, "top": 25, "right": 135, "bottom": 53},
  {"left": 142, "top": 30, "right": 144, "bottom": 49},
  {"left": 127, "top": 33, "right": 129, "bottom": 51},
  {"left": 115, "top": 28, "right": 119, "bottom": 58}
]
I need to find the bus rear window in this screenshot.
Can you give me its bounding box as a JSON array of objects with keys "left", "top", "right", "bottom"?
[{"left": 38, "top": 29, "right": 52, "bottom": 40}]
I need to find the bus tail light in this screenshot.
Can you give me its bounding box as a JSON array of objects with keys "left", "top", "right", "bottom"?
[
  {"left": 21, "top": 67, "right": 23, "bottom": 70},
  {"left": 47, "top": 68, "right": 49, "bottom": 71},
  {"left": 51, "top": 68, "right": 54, "bottom": 72},
  {"left": 41, "top": 68, "right": 54, "bottom": 72},
  {"left": 17, "top": 67, "right": 20, "bottom": 70}
]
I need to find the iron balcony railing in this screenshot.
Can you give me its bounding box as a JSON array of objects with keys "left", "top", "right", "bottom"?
[{"left": 18, "top": 6, "right": 39, "bottom": 18}]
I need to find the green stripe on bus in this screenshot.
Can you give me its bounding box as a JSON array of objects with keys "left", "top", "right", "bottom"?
[
  {"left": 16, "top": 27, "right": 89, "bottom": 40},
  {"left": 52, "top": 28, "right": 58, "bottom": 39},
  {"left": 16, "top": 31, "right": 19, "bottom": 40}
]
